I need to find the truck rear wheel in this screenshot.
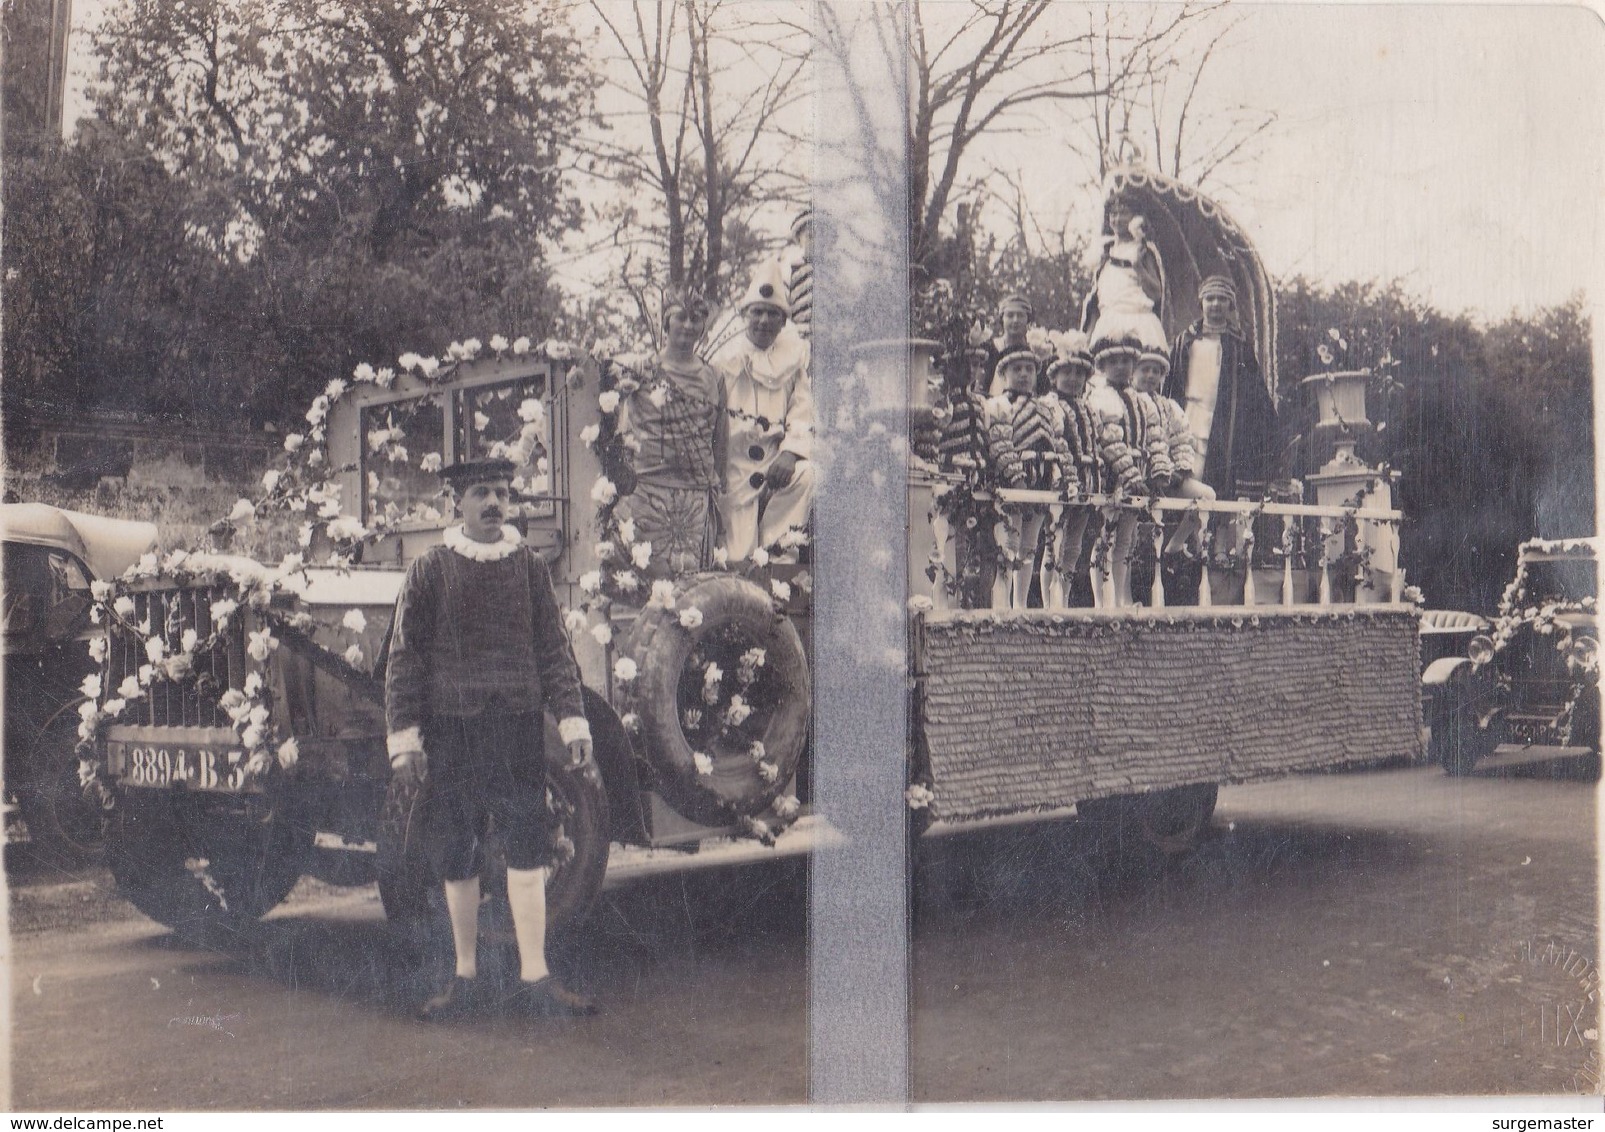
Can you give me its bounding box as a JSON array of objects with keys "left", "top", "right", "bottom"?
[
  {"left": 1079, "top": 784, "right": 1218, "bottom": 870},
  {"left": 376, "top": 738, "right": 611, "bottom": 945},
  {"left": 107, "top": 791, "right": 310, "bottom": 939}
]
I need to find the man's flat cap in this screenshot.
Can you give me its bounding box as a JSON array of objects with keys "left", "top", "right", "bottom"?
[{"left": 441, "top": 457, "right": 517, "bottom": 488}]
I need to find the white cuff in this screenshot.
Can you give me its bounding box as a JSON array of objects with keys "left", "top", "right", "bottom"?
[
  {"left": 387, "top": 727, "right": 423, "bottom": 758},
  {"left": 558, "top": 717, "right": 592, "bottom": 746}
]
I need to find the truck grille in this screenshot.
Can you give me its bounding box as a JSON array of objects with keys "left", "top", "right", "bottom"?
[{"left": 104, "top": 586, "right": 248, "bottom": 728}]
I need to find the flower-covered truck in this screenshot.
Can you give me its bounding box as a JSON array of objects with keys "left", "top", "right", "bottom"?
[
  {"left": 82, "top": 338, "right": 812, "bottom": 937},
  {"left": 1422, "top": 537, "right": 1599, "bottom": 776}
]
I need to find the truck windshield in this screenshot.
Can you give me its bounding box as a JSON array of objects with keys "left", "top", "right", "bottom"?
[
  {"left": 454, "top": 377, "right": 547, "bottom": 464},
  {"left": 453, "top": 376, "right": 553, "bottom": 515},
  {"left": 359, "top": 374, "right": 554, "bottom": 528},
  {"left": 1521, "top": 557, "right": 1598, "bottom": 603},
  {"left": 362, "top": 395, "right": 448, "bottom": 527}
]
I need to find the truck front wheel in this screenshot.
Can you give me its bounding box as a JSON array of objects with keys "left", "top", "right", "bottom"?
[{"left": 107, "top": 791, "right": 310, "bottom": 939}]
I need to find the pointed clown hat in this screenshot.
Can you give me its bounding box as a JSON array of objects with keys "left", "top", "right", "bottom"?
[{"left": 738, "top": 259, "right": 791, "bottom": 316}]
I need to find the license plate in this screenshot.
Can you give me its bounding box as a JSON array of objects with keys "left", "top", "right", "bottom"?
[{"left": 106, "top": 741, "right": 252, "bottom": 792}]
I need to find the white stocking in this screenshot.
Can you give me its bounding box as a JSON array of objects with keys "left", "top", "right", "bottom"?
[
  {"left": 1046, "top": 508, "right": 1091, "bottom": 609},
  {"left": 1012, "top": 509, "right": 1048, "bottom": 609},
  {"left": 506, "top": 866, "right": 550, "bottom": 983},
  {"left": 443, "top": 876, "right": 481, "bottom": 979}
]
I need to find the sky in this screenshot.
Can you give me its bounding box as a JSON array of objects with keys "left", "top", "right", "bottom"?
[
  {"left": 1215, "top": 2, "right": 1603, "bottom": 320},
  {"left": 61, "top": 1, "right": 1605, "bottom": 322},
  {"left": 964, "top": 2, "right": 1605, "bottom": 322}
]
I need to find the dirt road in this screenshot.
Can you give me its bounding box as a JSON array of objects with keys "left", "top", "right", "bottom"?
[{"left": 8, "top": 762, "right": 1598, "bottom": 1108}]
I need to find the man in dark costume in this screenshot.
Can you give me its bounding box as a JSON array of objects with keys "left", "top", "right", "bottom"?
[{"left": 387, "top": 457, "right": 598, "bottom": 1021}]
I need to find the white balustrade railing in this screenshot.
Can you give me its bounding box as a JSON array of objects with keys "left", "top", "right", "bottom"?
[{"left": 915, "top": 478, "right": 1406, "bottom": 613}]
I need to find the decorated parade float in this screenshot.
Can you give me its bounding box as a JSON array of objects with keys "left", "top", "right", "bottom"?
[
  {"left": 75, "top": 167, "right": 1425, "bottom": 940},
  {"left": 902, "top": 166, "right": 1423, "bottom": 846}
]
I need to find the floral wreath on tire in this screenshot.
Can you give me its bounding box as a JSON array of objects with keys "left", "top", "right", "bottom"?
[
  {"left": 76, "top": 335, "right": 577, "bottom": 804},
  {"left": 569, "top": 353, "right": 806, "bottom": 845}
]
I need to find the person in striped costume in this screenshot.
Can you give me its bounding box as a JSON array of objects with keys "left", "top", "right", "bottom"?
[
  {"left": 985, "top": 345, "right": 1068, "bottom": 608},
  {"left": 785, "top": 209, "right": 812, "bottom": 340},
  {"left": 1041, "top": 330, "right": 1100, "bottom": 608},
  {"left": 931, "top": 332, "right": 1012, "bottom": 608},
  {"left": 1087, "top": 313, "right": 1169, "bottom": 606},
  {"left": 1134, "top": 337, "right": 1215, "bottom": 560}
]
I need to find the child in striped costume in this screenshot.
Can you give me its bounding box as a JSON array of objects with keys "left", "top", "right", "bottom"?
[
  {"left": 1087, "top": 315, "right": 1170, "bottom": 606},
  {"left": 931, "top": 336, "right": 1016, "bottom": 607},
  {"left": 1134, "top": 342, "right": 1215, "bottom": 558},
  {"left": 1041, "top": 331, "right": 1100, "bottom": 608},
  {"left": 985, "top": 345, "right": 1068, "bottom": 608},
  {"left": 785, "top": 209, "right": 812, "bottom": 340}
]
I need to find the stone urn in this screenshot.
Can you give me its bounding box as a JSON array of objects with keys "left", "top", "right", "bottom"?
[{"left": 1300, "top": 370, "right": 1371, "bottom": 468}]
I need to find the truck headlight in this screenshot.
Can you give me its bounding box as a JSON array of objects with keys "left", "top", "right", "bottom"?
[
  {"left": 1467, "top": 635, "right": 1495, "bottom": 666},
  {"left": 1569, "top": 635, "right": 1598, "bottom": 671}
]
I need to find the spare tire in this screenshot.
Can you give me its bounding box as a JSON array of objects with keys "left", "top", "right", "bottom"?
[{"left": 620, "top": 572, "right": 809, "bottom": 828}]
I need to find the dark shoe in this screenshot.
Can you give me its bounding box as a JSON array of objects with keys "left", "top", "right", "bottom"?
[
  {"left": 418, "top": 976, "right": 479, "bottom": 1022},
  {"left": 507, "top": 976, "right": 598, "bottom": 1018}
]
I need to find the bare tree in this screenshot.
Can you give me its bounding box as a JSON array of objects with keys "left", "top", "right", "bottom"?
[
  {"left": 1066, "top": 5, "right": 1278, "bottom": 193},
  {"left": 901, "top": 0, "right": 1204, "bottom": 280},
  {"left": 585, "top": 0, "right": 811, "bottom": 302}
]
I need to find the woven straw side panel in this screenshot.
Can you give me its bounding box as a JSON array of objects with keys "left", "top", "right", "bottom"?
[{"left": 918, "top": 610, "right": 1421, "bottom": 822}]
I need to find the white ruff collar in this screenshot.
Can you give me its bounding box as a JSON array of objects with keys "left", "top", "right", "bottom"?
[{"left": 443, "top": 525, "right": 523, "bottom": 562}]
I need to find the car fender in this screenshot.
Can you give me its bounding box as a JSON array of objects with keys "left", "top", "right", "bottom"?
[{"left": 1422, "top": 656, "right": 1473, "bottom": 688}]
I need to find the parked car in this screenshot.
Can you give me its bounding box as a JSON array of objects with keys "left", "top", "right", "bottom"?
[
  {"left": 1419, "top": 608, "right": 1490, "bottom": 670},
  {"left": 2, "top": 503, "right": 158, "bottom": 861},
  {"left": 1422, "top": 537, "right": 1599, "bottom": 774}
]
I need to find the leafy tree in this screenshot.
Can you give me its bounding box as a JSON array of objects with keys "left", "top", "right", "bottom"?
[
  {"left": 1063, "top": 5, "right": 1276, "bottom": 195},
  {"left": 1483, "top": 297, "right": 1595, "bottom": 541},
  {"left": 11, "top": 0, "right": 599, "bottom": 427},
  {"left": 893, "top": 0, "right": 1215, "bottom": 282},
  {"left": 1276, "top": 277, "right": 1593, "bottom": 611},
  {"left": 921, "top": 189, "right": 1095, "bottom": 337}
]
